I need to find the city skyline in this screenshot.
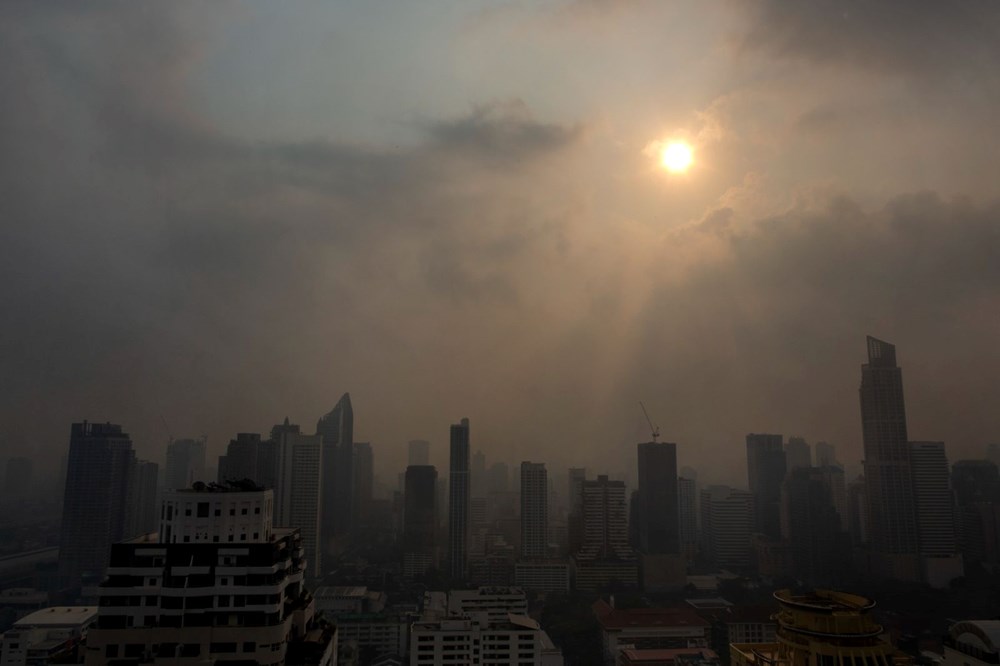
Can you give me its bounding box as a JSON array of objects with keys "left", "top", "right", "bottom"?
[{"left": 2, "top": 3, "right": 1000, "bottom": 487}]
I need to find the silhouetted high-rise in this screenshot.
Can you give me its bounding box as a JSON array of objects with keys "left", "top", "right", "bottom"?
[
  {"left": 678, "top": 475, "right": 698, "bottom": 561},
  {"left": 164, "top": 437, "right": 206, "bottom": 490},
  {"left": 404, "top": 465, "right": 438, "bottom": 575},
  {"left": 700, "top": 485, "right": 754, "bottom": 569},
  {"left": 127, "top": 460, "right": 159, "bottom": 537},
  {"left": 316, "top": 392, "right": 354, "bottom": 555},
  {"left": 520, "top": 462, "right": 548, "bottom": 560},
  {"left": 274, "top": 427, "right": 324, "bottom": 578},
  {"left": 635, "top": 442, "right": 679, "bottom": 554},
  {"left": 448, "top": 418, "right": 471, "bottom": 581},
  {"left": 910, "top": 441, "right": 963, "bottom": 586},
  {"left": 860, "top": 336, "right": 919, "bottom": 581},
  {"left": 217, "top": 433, "right": 278, "bottom": 489},
  {"left": 746, "top": 433, "right": 786, "bottom": 539},
  {"left": 58, "top": 421, "right": 136, "bottom": 588},
  {"left": 785, "top": 437, "right": 811, "bottom": 471},
  {"left": 781, "top": 466, "right": 843, "bottom": 585}
]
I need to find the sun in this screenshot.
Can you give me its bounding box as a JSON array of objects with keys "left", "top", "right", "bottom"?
[{"left": 660, "top": 141, "right": 693, "bottom": 173}]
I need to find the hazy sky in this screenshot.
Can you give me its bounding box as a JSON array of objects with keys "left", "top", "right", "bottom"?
[{"left": 3, "top": 1, "right": 1000, "bottom": 488}]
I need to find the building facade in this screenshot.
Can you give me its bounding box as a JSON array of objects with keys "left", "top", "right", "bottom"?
[
  {"left": 520, "top": 463, "right": 549, "bottom": 560},
  {"left": 449, "top": 418, "right": 471, "bottom": 582}
]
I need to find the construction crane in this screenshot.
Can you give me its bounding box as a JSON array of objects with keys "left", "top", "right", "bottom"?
[{"left": 639, "top": 401, "right": 660, "bottom": 443}]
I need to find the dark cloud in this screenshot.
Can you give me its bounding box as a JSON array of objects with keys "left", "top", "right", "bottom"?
[{"left": 735, "top": 1, "right": 1000, "bottom": 81}]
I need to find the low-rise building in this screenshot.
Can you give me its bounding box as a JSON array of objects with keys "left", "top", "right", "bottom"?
[
  {"left": 593, "top": 600, "right": 710, "bottom": 666},
  {"left": 448, "top": 587, "right": 528, "bottom": 625},
  {"left": 943, "top": 620, "right": 1000, "bottom": 666},
  {"left": 410, "top": 614, "right": 563, "bottom": 666},
  {"left": 0, "top": 606, "right": 97, "bottom": 666},
  {"left": 618, "top": 647, "right": 720, "bottom": 666}
]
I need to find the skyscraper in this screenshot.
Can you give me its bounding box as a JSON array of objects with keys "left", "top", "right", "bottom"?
[
  {"left": 164, "top": 437, "right": 206, "bottom": 490},
  {"left": 700, "top": 485, "right": 754, "bottom": 569},
  {"left": 127, "top": 460, "right": 159, "bottom": 537},
  {"left": 574, "top": 475, "right": 637, "bottom": 590},
  {"left": 678, "top": 475, "right": 698, "bottom": 562},
  {"left": 58, "top": 421, "right": 136, "bottom": 587},
  {"left": 404, "top": 465, "right": 438, "bottom": 576},
  {"left": 815, "top": 441, "right": 839, "bottom": 468},
  {"left": 859, "top": 336, "right": 919, "bottom": 581},
  {"left": 520, "top": 462, "right": 548, "bottom": 560},
  {"left": 909, "top": 441, "right": 963, "bottom": 586},
  {"left": 636, "top": 442, "right": 679, "bottom": 554},
  {"left": 746, "top": 434, "right": 786, "bottom": 539},
  {"left": 408, "top": 439, "right": 431, "bottom": 466},
  {"left": 353, "top": 441, "right": 374, "bottom": 529},
  {"left": 785, "top": 437, "right": 811, "bottom": 471},
  {"left": 448, "top": 418, "right": 471, "bottom": 581},
  {"left": 217, "top": 433, "right": 279, "bottom": 490},
  {"left": 781, "top": 467, "right": 843, "bottom": 585},
  {"left": 275, "top": 429, "right": 324, "bottom": 578},
  {"left": 316, "top": 392, "right": 354, "bottom": 554}
]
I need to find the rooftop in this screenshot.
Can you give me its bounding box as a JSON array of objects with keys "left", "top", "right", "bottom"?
[
  {"left": 774, "top": 589, "right": 875, "bottom": 614},
  {"left": 15, "top": 606, "right": 98, "bottom": 627},
  {"left": 594, "top": 602, "right": 710, "bottom": 630}
]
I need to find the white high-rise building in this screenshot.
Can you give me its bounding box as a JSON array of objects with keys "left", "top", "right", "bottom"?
[
  {"left": 84, "top": 484, "right": 335, "bottom": 666},
  {"left": 520, "top": 462, "right": 548, "bottom": 560},
  {"left": 910, "top": 441, "right": 964, "bottom": 587},
  {"left": 700, "top": 485, "right": 754, "bottom": 569},
  {"left": 276, "top": 431, "right": 324, "bottom": 578}
]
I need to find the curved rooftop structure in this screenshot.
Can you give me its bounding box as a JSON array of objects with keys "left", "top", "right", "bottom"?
[{"left": 947, "top": 621, "right": 1000, "bottom": 661}]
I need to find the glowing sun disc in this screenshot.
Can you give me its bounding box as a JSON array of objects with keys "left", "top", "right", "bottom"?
[{"left": 660, "top": 141, "right": 693, "bottom": 173}]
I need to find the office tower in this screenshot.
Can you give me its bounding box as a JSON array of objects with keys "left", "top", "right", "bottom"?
[
  {"left": 859, "top": 336, "right": 920, "bottom": 581},
  {"left": 86, "top": 485, "right": 333, "bottom": 665},
  {"left": 846, "top": 475, "right": 868, "bottom": 546},
  {"left": 574, "top": 475, "right": 637, "bottom": 590},
  {"left": 2, "top": 456, "right": 33, "bottom": 504},
  {"left": 58, "top": 421, "right": 136, "bottom": 587},
  {"left": 317, "top": 392, "right": 354, "bottom": 550},
  {"left": 217, "top": 433, "right": 279, "bottom": 490},
  {"left": 746, "top": 434, "right": 786, "bottom": 539},
  {"left": 448, "top": 418, "right": 471, "bottom": 581},
  {"left": 731, "top": 590, "right": 902, "bottom": 666},
  {"left": 636, "top": 442, "right": 679, "bottom": 554},
  {"left": 910, "top": 441, "right": 963, "bottom": 586},
  {"left": 409, "top": 439, "right": 431, "bottom": 466},
  {"left": 781, "top": 467, "right": 843, "bottom": 585},
  {"left": 404, "top": 465, "right": 438, "bottom": 576},
  {"left": 128, "top": 460, "right": 160, "bottom": 537},
  {"left": 567, "top": 468, "right": 587, "bottom": 555},
  {"left": 353, "top": 441, "right": 374, "bottom": 528},
  {"left": 472, "top": 450, "right": 487, "bottom": 498},
  {"left": 163, "top": 438, "right": 206, "bottom": 491},
  {"left": 815, "top": 441, "right": 839, "bottom": 468},
  {"left": 785, "top": 437, "right": 811, "bottom": 471},
  {"left": 817, "top": 464, "right": 848, "bottom": 531},
  {"left": 952, "top": 460, "right": 1000, "bottom": 565},
  {"left": 275, "top": 430, "right": 324, "bottom": 578},
  {"left": 700, "top": 485, "right": 754, "bottom": 569},
  {"left": 678, "top": 475, "right": 698, "bottom": 561},
  {"left": 952, "top": 460, "right": 1000, "bottom": 506},
  {"left": 520, "top": 462, "right": 548, "bottom": 560}
]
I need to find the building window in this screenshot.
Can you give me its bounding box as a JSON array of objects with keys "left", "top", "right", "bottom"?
[
  {"left": 197, "top": 502, "right": 209, "bottom": 517},
  {"left": 241, "top": 508, "right": 248, "bottom": 515},
  {"left": 255, "top": 507, "right": 261, "bottom": 514},
  {"left": 106, "top": 645, "right": 119, "bottom": 658},
  {"left": 243, "top": 642, "right": 256, "bottom": 653}
]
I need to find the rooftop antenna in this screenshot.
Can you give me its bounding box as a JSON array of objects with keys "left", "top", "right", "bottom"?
[{"left": 639, "top": 401, "right": 660, "bottom": 443}]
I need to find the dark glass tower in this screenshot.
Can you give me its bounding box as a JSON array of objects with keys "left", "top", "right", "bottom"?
[
  {"left": 448, "top": 418, "right": 470, "bottom": 581},
  {"left": 746, "top": 433, "right": 786, "bottom": 538},
  {"left": 316, "top": 392, "right": 354, "bottom": 558},
  {"left": 636, "top": 442, "right": 679, "bottom": 554}
]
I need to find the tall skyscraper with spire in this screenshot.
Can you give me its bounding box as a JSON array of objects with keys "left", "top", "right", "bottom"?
[
  {"left": 860, "top": 336, "right": 920, "bottom": 581},
  {"left": 316, "top": 392, "right": 354, "bottom": 558},
  {"left": 448, "top": 418, "right": 471, "bottom": 581}
]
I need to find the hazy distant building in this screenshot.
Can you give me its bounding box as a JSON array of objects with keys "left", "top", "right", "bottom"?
[
  {"left": 275, "top": 430, "right": 324, "bottom": 578},
  {"left": 520, "top": 462, "right": 548, "bottom": 560},
  {"left": 910, "top": 441, "right": 963, "bottom": 587},
  {"left": 700, "top": 485, "right": 754, "bottom": 570},
  {"left": 746, "top": 434, "right": 786, "bottom": 539},
  {"left": 781, "top": 467, "right": 843, "bottom": 585},
  {"left": 217, "top": 433, "right": 278, "bottom": 490},
  {"left": 127, "top": 460, "right": 159, "bottom": 537},
  {"left": 163, "top": 437, "right": 206, "bottom": 490},
  {"left": 815, "top": 441, "right": 839, "bottom": 468},
  {"left": 488, "top": 462, "right": 509, "bottom": 494},
  {"left": 404, "top": 465, "right": 438, "bottom": 576},
  {"left": 785, "top": 437, "right": 811, "bottom": 471},
  {"left": 636, "top": 442, "right": 679, "bottom": 554},
  {"left": 353, "top": 441, "right": 374, "bottom": 529},
  {"left": 859, "top": 336, "right": 920, "bottom": 581},
  {"left": 409, "top": 439, "right": 431, "bottom": 466},
  {"left": 58, "top": 421, "right": 137, "bottom": 587},
  {"left": 317, "top": 392, "right": 354, "bottom": 556},
  {"left": 449, "top": 418, "right": 471, "bottom": 581},
  {"left": 575, "top": 475, "right": 637, "bottom": 590},
  {"left": 846, "top": 475, "right": 868, "bottom": 546},
  {"left": 472, "top": 450, "right": 487, "bottom": 498},
  {"left": 678, "top": 476, "right": 699, "bottom": 561}
]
